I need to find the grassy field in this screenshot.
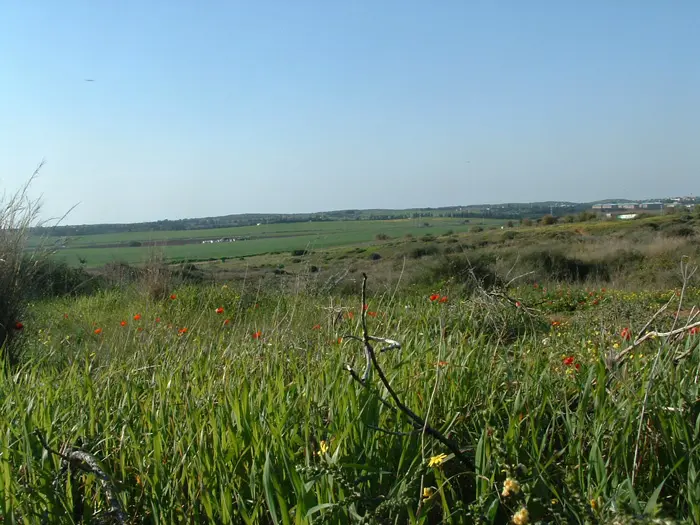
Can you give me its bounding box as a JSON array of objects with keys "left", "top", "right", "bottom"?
[
  {"left": 41, "top": 218, "right": 508, "bottom": 268},
  {"left": 2, "top": 273, "right": 700, "bottom": 523},
  {"left": 3, "top": 211, "right": 700, "bottom": 523}
]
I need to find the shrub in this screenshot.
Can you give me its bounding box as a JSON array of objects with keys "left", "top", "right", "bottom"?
[
  {"left": 409, "top": 244, "right": 440, "bottom": 259},
  {"left": 369, "top": 252, "right": 382, "bottom": 260},
  {"left": 541, "top": 214, "right": 558, "bottom": 225},
  {"left": 291, "top": 249, "right": 309, "bottom": 257},
  {"left": 375, "top": 233, "right": 390, "bottom": 241},
  {"left": 471, "top": 226, "right": 484, "bottom": 233}
]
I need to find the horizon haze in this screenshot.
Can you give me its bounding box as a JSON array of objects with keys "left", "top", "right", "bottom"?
[{"left": 2, "top": 1, "right": 699, "bottom": 225}]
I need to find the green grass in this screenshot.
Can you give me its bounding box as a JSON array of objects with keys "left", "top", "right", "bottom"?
[
  {"left": 2, "top": 281, "right": 699, "bottom": 523},
  {"left": 44, "top": 218, "right": 507, "bottom": 267}
]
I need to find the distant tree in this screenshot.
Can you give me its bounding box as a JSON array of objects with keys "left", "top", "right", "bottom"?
[
  {"left": 375, "top": 233, "right": 390, "bottom": 241},
  {"left": 471, "top": 226, "right": 484, "bottom": 233},
  {"left": 506, "top": 220, "right": 514, "bottom": 228},
  {"left": 541, "top": 215, "right": 558, "bottom": 225},
  {"left": 563, "top": 215, "right": 575, "bottom": 223},
  {"left": 521, "top": 218, "right": 533, "bottom": 227}
]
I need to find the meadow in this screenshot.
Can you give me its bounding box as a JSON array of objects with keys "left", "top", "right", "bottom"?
[{"left": 3, "top": 207, "right": 700, "bottom": 523}]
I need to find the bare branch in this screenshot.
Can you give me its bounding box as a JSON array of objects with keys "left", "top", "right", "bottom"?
[{"left": 34, "top": 430, "right": 127, "bottom": 524}]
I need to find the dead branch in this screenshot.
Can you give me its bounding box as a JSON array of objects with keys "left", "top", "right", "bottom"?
[
  {"left": 613, "top": 320, "right": 700, "bottom": 365},
  {"left": 35, "top": 430, "right": 127, "bottom": 524},
  {"left": 345, "top": 273, "right": 473, "bottom": 469}
]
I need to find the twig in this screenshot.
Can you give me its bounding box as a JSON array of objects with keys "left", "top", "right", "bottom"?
[
  {"left": 347, "top": 273, "right": 473, "bottom": 469},
  {"left": 614, "top": 320, "right": 700, "bottom": 365},
  {"left": 34, "top": 430, "right": 127, "bottom": 524}
]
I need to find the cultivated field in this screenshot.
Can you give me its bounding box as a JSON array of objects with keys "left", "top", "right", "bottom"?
[{"left": 40, "top": 218, "right": 507, "bottom": 268}]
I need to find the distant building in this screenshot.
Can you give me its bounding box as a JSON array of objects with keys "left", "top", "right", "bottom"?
[
  {"left": 618, "top": 214, "right": 638, "bottom": 220},
  {"left": 640, "top": 202, "right": 663, "bottom": 210}
]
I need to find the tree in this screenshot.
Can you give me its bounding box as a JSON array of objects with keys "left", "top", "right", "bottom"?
[{"left": 541, "top": 214, "right": 558, "bottom": 225}]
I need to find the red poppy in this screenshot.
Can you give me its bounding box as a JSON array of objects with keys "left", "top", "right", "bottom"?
[
  {"left": 133, "top": 314, "right": 142, "bottom": 321},
  {"left": 367, "top": 311, "right": 378, "bottom": 317},
  {"left": 439, "top": 296, "right": 448, "bottom": 303},
  {"left": 515, "top": 301, "right": 522, "bottom": 308},
  {"left": 215, "top": 307, "right": 224, "bottom": 315},
  {"left": 64, "top": 313, "right": 69, "bottom": 319},
  {"left": 562, "top": 356, "right": 575, "bottom": 366},
  {"left": 345, "top": 311, "right": 355, "bottom": 319},
  {"left": 178, "top": 327, "right": 188, "bottom": 335},
  {"left": 551, "top": 321, "right": 561, "bottom": 327},
  {"left": 575, "top": 363, "right": 581, "bottom": 371},
  {"left": 155, "top": 317, "right": 161, "bottom": 323},
  {"left": 533, "top": 283, "right": 539, "bottom": 289},
  {"left": 437, "top": 360, "right": 448, "bottom": 367},
  {"left": 137, "top": 327, "right": 143, "bottom": 332},
  {"left": 94, "top": 328, "right": 102, "bottom": 335},
  {"left": 170, "top": 294, "right": 177, "bottom": 300},
  {"left": 120, "top": 321, "right": 127, "bottom": 327},
  {"left": 252, "top": 331, "right": 262, "bottom": 339},
  {"left": 312, "top": 324, "right": 321, "bottom": 330},
  {"left": 690, "top": 326, "right": 699, "bottom": 335},
  {"left": 592, "top": 299, "right": 599, "bottom": 305},
  {"left": 14, "top": 321, "right": 24, "bottom": 331},
  {"left": 621, "top": 327, "right": 631, "bottom": 341},
  {"left": 254, "top": 303, "right": 259, "bottom": 309},
  {"left": 224, "top": 319, "right": 231, "bottom": 326},
  {"left": 429, "top": 294, "right": 440, "bottom": 302},
  {"left": 337, "top": 337, "right": 343, "bottom": 344},
  {"left": 363, "top": 304, "right": 369, "bottom": 311}
]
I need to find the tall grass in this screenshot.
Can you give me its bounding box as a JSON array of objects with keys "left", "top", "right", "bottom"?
[
  {"left": 0, "top": 169, "right": 45, "bottom": 367},
  {"left": 1, "top": 280, "right": 699, "bottom": 523}
]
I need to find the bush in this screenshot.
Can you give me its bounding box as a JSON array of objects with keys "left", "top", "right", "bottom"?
[
  {"left": 291, "top": 249, "right": 309, "bottom": 257},
  {"left": 409, "top": 244, "right": 440, "bottom": 259},
  {"left": 541, "top": 214, "right": 558, "bottom": 225},
  {"left": 369, "top": 252, "right": 382, "bottom": 260},
  {"left": 471, "top": 226, "right": 484, "bottom": 233},
  {"left": 375, "top": 233, "right": 390, "bottom": 241}
]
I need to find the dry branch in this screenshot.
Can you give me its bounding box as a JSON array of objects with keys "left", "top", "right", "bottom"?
[{"left": 35, "top": 430, "right": 127, "bottom": 524}]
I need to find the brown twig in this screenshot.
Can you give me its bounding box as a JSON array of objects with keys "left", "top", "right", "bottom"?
[
  {"left": 614, "top": 320, "right": 700, "bottom": 365},
  {"left": 34, "top": 430, "right": 127, "bottom": 524}
]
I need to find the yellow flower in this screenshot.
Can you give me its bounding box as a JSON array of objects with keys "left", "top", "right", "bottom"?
[
  {"left": 551, "top": 498, "right": 558, "bottom": 505},
  {"left": 613, "top": 343, "right": 620, "bottom": 349},
  {"left": 319, "top": 440, "right": 329, "bottom": 455},
  {"left": 422, "top": 487, "right": 435, "bottom": 499},
  {"left": 512, "top": 507, "right": 529, "bottom": 525},
  {"left": 590, "top": 498, "right": 599, "bottom": 511},
  {"left": 501, "top": 478, "right": 521, "bottom": 497},
  {"left": 428, "top": 453, "right": 448, "bottom": 467}
]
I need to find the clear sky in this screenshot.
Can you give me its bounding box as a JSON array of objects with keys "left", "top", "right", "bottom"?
[{"left": 1, "top": 1, "right": 698, "bottom": 225}]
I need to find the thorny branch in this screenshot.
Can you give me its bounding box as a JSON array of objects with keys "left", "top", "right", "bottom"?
[
  {"left": 344, "top": 273, "right": 473, "bottom": 469},
  {"left": 34, "top": 430, "right": 127, "bottom": 524}
]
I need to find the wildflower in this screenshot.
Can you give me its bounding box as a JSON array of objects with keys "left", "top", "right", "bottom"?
[
  {"left": 501, "top": 478, "right": 521, "bottom": 497},
  {"left": 562, "top": 356, "right": 575, "bottom": 366},
  {"left": 367, "top": 311, "right": 377, "bottom": 317},
  {"left": 345, "top": 311, "right": 355, "bottom": 319},
  {"left": 319, "top": 440, "right": 329, "bottom": 455},
  {"left": 613, "top": 342, "right": 620, "bottom": 349},
  {"left": 437, "top": 360, "right": 448, "bottom": 367},
  {"left": 439, "top": 296, "right": 448, "bottom": 303},
  {"left": 178, "top": 327, "right": 188, "bottom": 335},
  {"left": 133, "top": 314, "right": 141, "bottom": 321},
  {"left": 428, "top": 453, "right": 448, "bottom": 467},
  {"left": 94, "top": 328, "right": 102, "bottom": 335},
  {"left": 575, "top": 363, "right": 581, "bottom": 371},
  {"left": 590, "top": 498, "right": 598, "bottom": 511},
  {"left": 551, "top": 498, "right": 559, "bottom": 505},
  {"left": 120, "top": 321, "right": 127, "bottom": 327},
  {"left": 515, "top": 301, "right": 521, "bottom": 308},
  {"left": 551, "top": 321, "right": 560, "bottom": 327},
  {"left": 690, "top": 326, "right": 699, "bottom": 335},
  {"left": 155, "top": 317, "right": 161, "bottom": 323},
  {"left": 312, "top": 324, "right": 321, "bottom": 330},
  {"left": 137, "top": 327, "right": 143, "bottom": 332},
  {"left": 429, "top": 294, "right": 440, "bottom": 302},
  {"left": 422, "top": 487, "right": 435, "bottom": 499},
  {"left": 216, "top": 307, "right": 224, "bottom": 314},
  {"left": 14, "top": 321, "right": 23, "bottom": 331},
  {"left": 63, "top": 313, "right": 69, "bottom": 319},
  {"left": 170, "top": 294, "right": 177, "bottom": 300},
  {"left": 337, "top": 337, "right": 343, "bottom": 344},
  {"left": 512, "top": 508, "right": 529, "bottom": 525},
  {"left": 621, "top": 327, "right": 631, "bottom": 340},
  {"left": 253, "top": 331, "right": 262, "bottom": 339},
  {"left": 224, "top": 319, "right": 231, "bottom": 326}
]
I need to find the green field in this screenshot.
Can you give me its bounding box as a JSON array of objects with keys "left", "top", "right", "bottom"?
[{"left": 43, "top": 218, "right": 507, "bottom": 267}]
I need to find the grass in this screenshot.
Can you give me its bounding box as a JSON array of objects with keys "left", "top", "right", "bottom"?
[
  {"left": 40, "top": 218, "right": 507, "bottom": 267},
  {"left": 2, "top": 276, "right": 700, "bottom": 523}
]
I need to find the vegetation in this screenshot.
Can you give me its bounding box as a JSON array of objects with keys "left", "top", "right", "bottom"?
[{"left": 3, "top": 201, "right": 700, "bottom": 522}]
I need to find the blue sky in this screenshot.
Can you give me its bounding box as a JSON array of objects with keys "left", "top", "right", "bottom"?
[{"left": 1, "top": 1, "right": 698, "bottom": 225}]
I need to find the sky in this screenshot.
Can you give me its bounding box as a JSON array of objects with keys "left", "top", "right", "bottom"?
[{"left": 1, "top": 1, "right": 698, "bottom": 225}]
